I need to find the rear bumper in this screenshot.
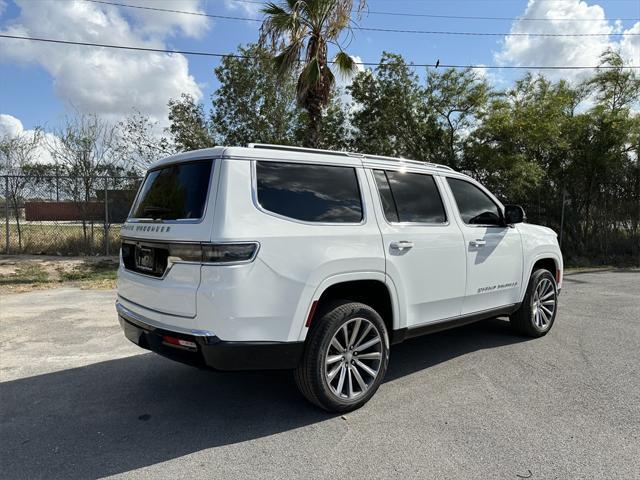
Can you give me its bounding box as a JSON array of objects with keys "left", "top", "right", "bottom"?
[{"left": 117, "top": 302, "right": 304, "bottom": 371}]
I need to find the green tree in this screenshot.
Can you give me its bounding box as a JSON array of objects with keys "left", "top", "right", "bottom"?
[
  {"left": 117, "top": 111, "right": 175, "bottom": 169},
  {"left": 260, "top": 0, "right": 366, "bottom": 147},
  {"left": 167, "top": 94, "right": 214, "bottom": 151},
  {"left": 586, "top": 49, "right": 640, "bottom": 115},
  {"left": 566, "top": 50, "right": 640, "bottom": 262},
  {"left": 425, "top": 67, "right": 491, "bottom": 169},
  {"left": 462, "top": 74, "right": 576, "bottom": 204},
  {"left": 211, "top": 44, "right": 299, "bottom": 146},
  {"left": 349, "top": 52, "right": 439, "bottom": 160},
  {"left": 317, "top": 94, "right": 351, "bottom": 150}
]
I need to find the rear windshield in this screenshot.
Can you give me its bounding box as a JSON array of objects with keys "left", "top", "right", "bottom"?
[{"left": 129, "top": 160, "right": 213, "bottom": 221}]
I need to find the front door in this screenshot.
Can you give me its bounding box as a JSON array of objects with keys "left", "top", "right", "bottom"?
[
  {"left": 444, "top": 177, "right": 523, "bottom": 314},
  {"left": 367, "top": 168, "right": 467, "bottom": 327}
]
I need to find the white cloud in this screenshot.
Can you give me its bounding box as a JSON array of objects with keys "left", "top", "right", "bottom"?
[
  {"left": 224, "top": 0, "right": 262, "bottom": 17},
  {"left": 0, "top": 0, "right": 206, "bottom": 127},
  {"left": 0, "top": 0, "right": 7, "bottom": 17},
  {"left": 0, "top": 113, "right": 56, "bottom": 164},
  {"left": 495, "top": 0, "right": 638, "bottom": 81},
  {"left": 351, "top": 55, "right": 365, "bottom": 74},
  {"left": 619, "top": 21, "right": 640, "bottom": 64},
  {"left": 111, "top": 0, "right": 209, "bottom": 38},
  {"left": 0, "top": 113, "right": 23, "bottom": 138}
]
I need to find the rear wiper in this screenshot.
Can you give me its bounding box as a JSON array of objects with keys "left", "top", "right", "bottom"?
[
  {"left": 137, "top": 218, "right": 164, "bottom": 223},
  {"left": 139, "top": 206, "right": 172, "bottom": 222},
  {"left": 143, "top": 206, "right": 171, "bottom": 214}
]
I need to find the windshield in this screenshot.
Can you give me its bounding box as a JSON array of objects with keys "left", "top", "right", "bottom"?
[{"left": 129, "top": 160, "right": 213, "bottom": 221}]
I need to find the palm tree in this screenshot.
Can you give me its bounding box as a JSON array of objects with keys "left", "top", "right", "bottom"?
[{"left": 261, "top": 0, "right": 365, "bottom": 147}]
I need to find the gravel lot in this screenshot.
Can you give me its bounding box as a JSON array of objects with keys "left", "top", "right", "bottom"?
[{"left": 1, "top": 270, "right": 639, "bottom": 479}]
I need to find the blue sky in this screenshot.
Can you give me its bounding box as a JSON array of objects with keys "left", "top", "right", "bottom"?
[{"left": 1, "top": 0, "right": 638, "bottom": 135}]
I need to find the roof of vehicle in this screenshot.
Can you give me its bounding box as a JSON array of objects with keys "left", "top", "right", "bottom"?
[{"left": 151, "top": 144, "right": 460, "bottom": 176}]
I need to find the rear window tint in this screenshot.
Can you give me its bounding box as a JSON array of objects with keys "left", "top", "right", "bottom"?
[
  {"left": 130, "top": 160, "right": 213, "bottom": 221},
  {"left": 256, "top": 161, "right": 363, "bottom": 223},
  {"left": 373, "top": 170, "right": 447, "bottom": 223}
]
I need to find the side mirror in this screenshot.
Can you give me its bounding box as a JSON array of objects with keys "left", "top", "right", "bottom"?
[{"left": 504, "top": 204, "right": 526, "bottom": 225}]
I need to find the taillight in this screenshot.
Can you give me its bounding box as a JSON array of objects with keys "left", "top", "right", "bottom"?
[
  {"left": 202, "top": 243, "right": 258, "bottom": 263},
  {"left": 167, "top": 242, "right": 259, "bottom": 265},
  {"left": 168, "top": 243, "right": 202, "bottom": 262}
]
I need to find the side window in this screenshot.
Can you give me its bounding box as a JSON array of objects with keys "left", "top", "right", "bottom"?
[
  {"left": 256, "top": 161, "right": 363, "bottom": 223},
  {"left": 373, "top": 169, "right": 447, "bottom": 224},
  {"left": 447, "top": 177, "right": 502, "bottom": 226},
  {"left": 372, "top": 170, "right": 399, "bottom": 222}
]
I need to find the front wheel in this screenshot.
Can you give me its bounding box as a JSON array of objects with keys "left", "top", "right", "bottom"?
[
  {"left": 510, "top": 269, "right": 559, "bottom": 337},
  {"left": 294, "top": 301, "right": 390, "bottom": 412}
]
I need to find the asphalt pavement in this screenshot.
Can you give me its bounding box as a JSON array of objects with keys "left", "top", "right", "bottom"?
[{"left": 1, "top": 270, "right": 639, "bottom": 479}]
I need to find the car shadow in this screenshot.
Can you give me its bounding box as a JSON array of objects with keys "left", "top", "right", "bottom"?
[{"left": 0, "top": 318, "right": 526, "bottom": 479}]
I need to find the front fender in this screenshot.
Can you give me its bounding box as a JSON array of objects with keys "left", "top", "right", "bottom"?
[{"left": 520, "top": 251, "right": 564, "bottom": 302}]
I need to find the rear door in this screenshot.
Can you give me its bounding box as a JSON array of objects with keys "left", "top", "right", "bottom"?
[
  {"left": 443, "top": 177, "right": 523, "bottom": 314},
  {"left": 118, "top": 158, "right": 218, "bottom": 318},
  {"left": 367, "top": 168, "right": 466, "bottom": 327}
]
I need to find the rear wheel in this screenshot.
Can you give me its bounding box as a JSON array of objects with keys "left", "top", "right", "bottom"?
[
  {"left": 510, "top": 269, "right": 558, "bottom": 337},
  {"left": 294, "top": 301, "right": 389, "bottom": 412}
]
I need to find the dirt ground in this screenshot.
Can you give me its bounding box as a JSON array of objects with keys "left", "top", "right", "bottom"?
[{"left": 0, "top": 255, "right": 118, "bottom": 294}]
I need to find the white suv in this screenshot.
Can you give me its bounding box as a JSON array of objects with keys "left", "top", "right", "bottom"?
[{"left": 117, "top": 144, "right": 563, "bottom": 412}]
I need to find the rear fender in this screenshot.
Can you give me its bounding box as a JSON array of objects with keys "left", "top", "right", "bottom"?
[{"left": 292, "top": 271, "right": 402, "bottom": 342}]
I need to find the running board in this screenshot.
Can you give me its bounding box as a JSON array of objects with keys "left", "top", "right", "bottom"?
[{"left": 391, "top": 304, "right": 520, "bottom": 345}]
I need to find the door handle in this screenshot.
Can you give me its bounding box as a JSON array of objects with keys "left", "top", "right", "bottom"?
[
  {"left": 469, "top": 239, "right": 486, "bottom": 247},
  {"left": 390, "top": 240, "right": 414, "bottom": 251}
]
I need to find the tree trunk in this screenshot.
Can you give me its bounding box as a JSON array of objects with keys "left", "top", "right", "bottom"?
[
  {"left": 304, "top": 84, "right": 325, "bottom": 148},
  {"left": 305, "top": 103, "right": 322, "bottom": 148}
]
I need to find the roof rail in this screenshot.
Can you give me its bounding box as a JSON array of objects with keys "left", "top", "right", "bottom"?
[
  {"left": 363, "top": 153, "right": 454, "bottom": 171},
  {"left": 248, "top": 143, "right": 362, "bottom": 158},
  {"left": 247, "top": 143, "right": 454, "bottom": 171}
]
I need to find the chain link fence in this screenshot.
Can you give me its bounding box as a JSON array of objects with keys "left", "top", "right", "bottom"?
[
  {"left": 1, "top": 173, "right": 638, "bottom": 264},
  {"left": 1, "top": 174, "right": 142, "bottom": 256}
]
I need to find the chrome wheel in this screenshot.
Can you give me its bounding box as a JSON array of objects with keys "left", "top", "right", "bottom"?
[
  {"left": 324, "top": 318, "right": 383, "bottom": 400},
  {"left": 531, "top": 277, "right": 557, "bottom": 330}
]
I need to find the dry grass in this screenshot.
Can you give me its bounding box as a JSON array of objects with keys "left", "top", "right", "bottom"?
[
  {"left": 0, "top": 223, "right": 122, "bottom": 255},
  {"left": 0, "top": 256, "right": 118, "bottom": 294}
]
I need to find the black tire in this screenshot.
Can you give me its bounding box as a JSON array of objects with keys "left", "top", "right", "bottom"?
[
  {"left": 294, "top": 301, "right": 390, "bottom": 412},
  {"left": 510, "top": 269, "right": 559, "bottom": 337}
]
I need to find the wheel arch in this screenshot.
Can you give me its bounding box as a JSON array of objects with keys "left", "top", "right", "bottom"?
[
  {"left": 532, "top": 258, "right": 557, "bottom": 277},
  {"left": 520, "top": 253, "right": 563, "bottom": 302},
  {"left": 296, "top": 272, "right": 399, "bottom": 342}
]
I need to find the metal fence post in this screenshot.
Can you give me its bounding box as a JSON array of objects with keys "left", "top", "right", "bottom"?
[
  {"left": 104, "top": 177, "right": 109, "bottom": 256},
  {"left": 55, "top": 164, "right": 60, "bottom": 201},
  {"left": 4, "top": 175, "right": 9, "bottom": 254}
]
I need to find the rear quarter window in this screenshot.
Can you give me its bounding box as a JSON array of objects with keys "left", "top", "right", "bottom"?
[{"left": 256, "top": 161, "right": 363, "bottom": 223}]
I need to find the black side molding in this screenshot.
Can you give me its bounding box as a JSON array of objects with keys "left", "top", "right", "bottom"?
[{"left": 391, "top": 303, "right": 520, "bottom": 345}]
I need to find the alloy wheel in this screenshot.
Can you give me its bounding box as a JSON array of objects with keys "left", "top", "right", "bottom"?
[
  {"left": 531, "top": 277, "right": 557, "bottom": 330},
  {"left": 324, "top": 318, "right": 383, "bottom": 400}
]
